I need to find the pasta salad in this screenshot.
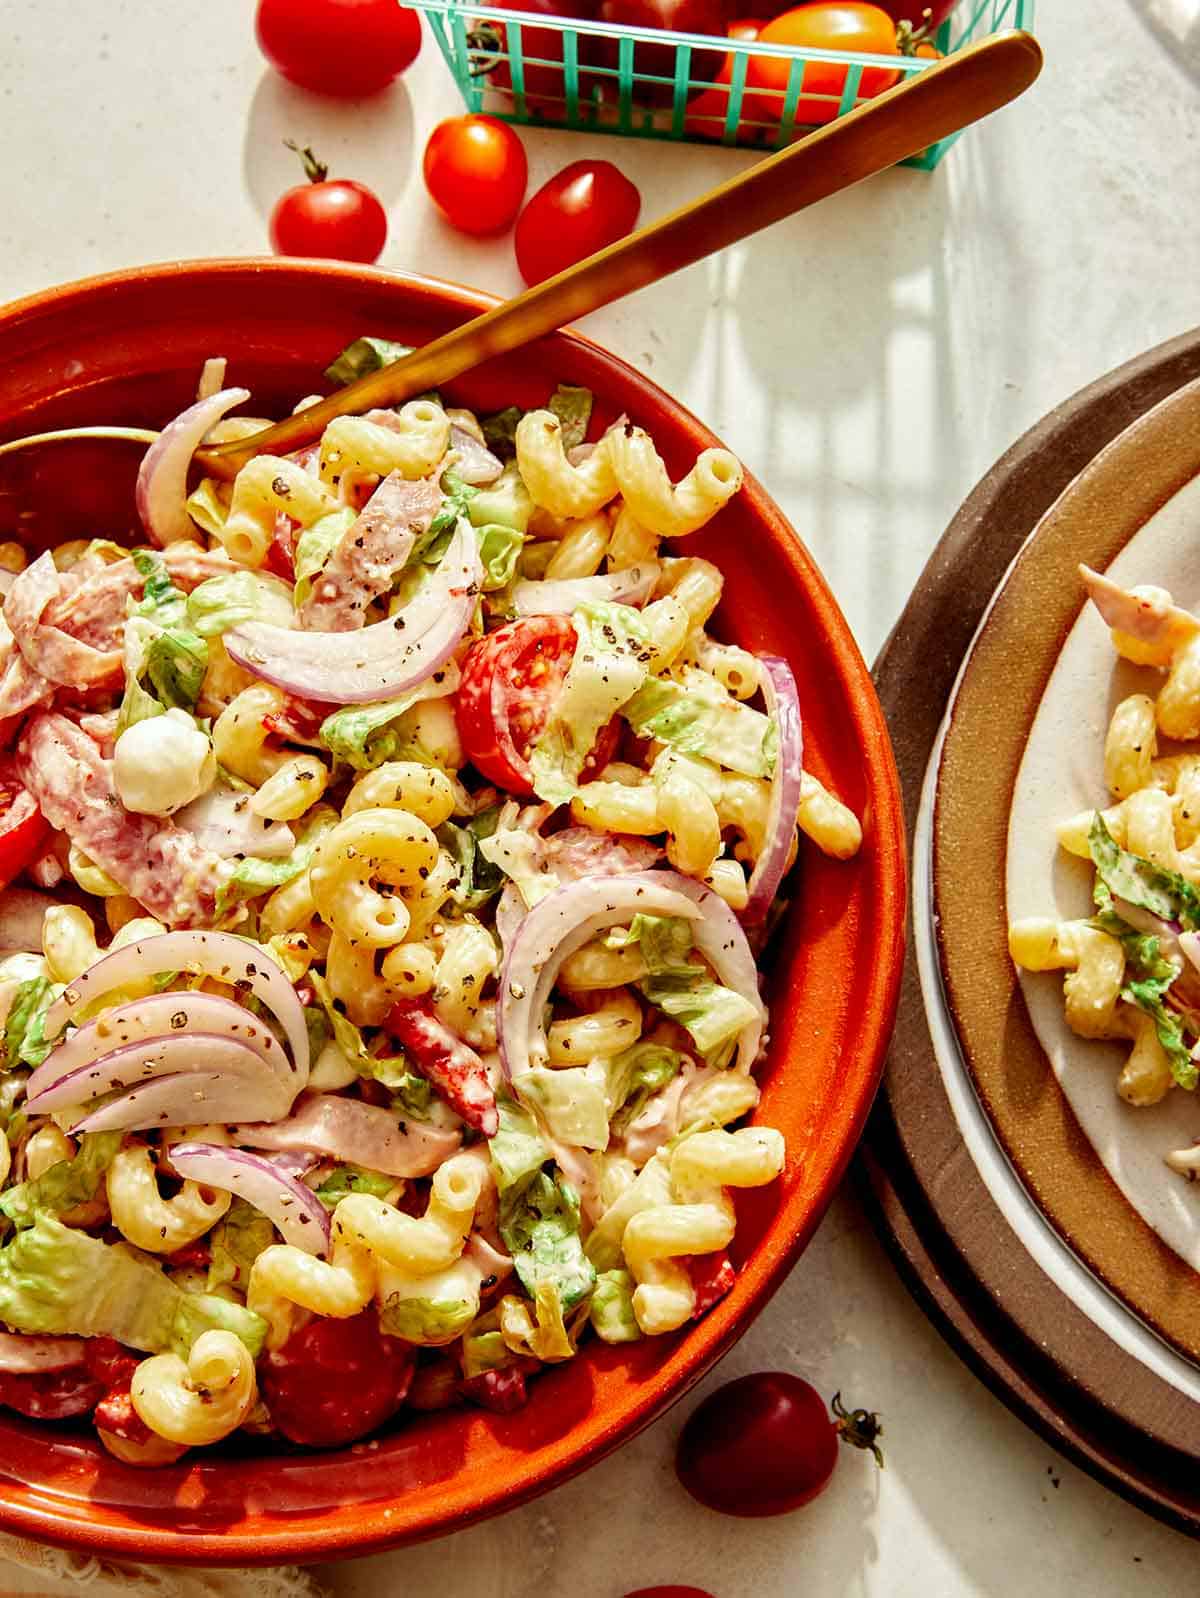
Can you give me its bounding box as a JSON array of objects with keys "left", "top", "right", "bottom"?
[
  {"left": 0, "top": 342, "right": 861, "bottom": 1460},
  {"left": 1010, "top": 564, "right": 1200, "bottom": 1180}
]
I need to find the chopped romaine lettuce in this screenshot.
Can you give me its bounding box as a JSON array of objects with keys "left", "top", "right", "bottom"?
[
  {"left": 548, "top": 385, "right": 594, "bottom": 451},
  {"left": 314, "top": 1165, "right": 395, "bottom": 1210},
  {"left": 206, "top": 1197, "right": 275, "bottom": 1292},
  {"left": 499, "top": 1171, "right": 595, "bottom": 1314},
  {"left": 528, "top": 601, "right": 655, "bottom": 805},
  {"left": 489, "top": 1096, "right": 550, "bottom": 1196},
  {"left": 467, "top": 462, "right": 534, "bottom": 534},
  {"left": 480, "top": 406, "right": 523, "bottom": 460},
  {"left": 515, "top": 1063, "right": 609, "bottom": 1150},
  {"left": 590, "top": 1268, "right": 642, "bottom": 1343},
  {"left": 185, "top": 478, "right": 230, "bottom": 540},
  {"left": 606, "top": 914, "right": 694, "bottom": 973},
  {"left": 4, "top": 975, "right": 59, "bottom": 1070},
  {"left": 1123, "top": 974, "right": 1197, "bottom": 1090},
  {"left": 0, "top": 1214, "right": 265, "bottom": 1356},
  {"left": 294, "top": 507, "right": 355, "bottom": 608},
  {"left": 308, "top": 972, "right": 416, "bottom": 1094},
  {"left": 319, "top": 671, "right": 457, "bottom": 772},
  {"left": 437, "top": 808, "right": 505, "bottom": 913},
  {"left": 623, "top": 668, "right": 777, "bottom": 779},
  {"left": 324, "top": 336, "right": 413, "bottom": 386},
  {"left": 132, "top": 550, "right": 187, "bottom": 626},
  {"left": 476, "top": 523, "right": 527, "bottom": 591},
  {"left": 1089, "top": 812, "right": 1200, "bottom": 931},
  {"left": 143, "top": 627, "right": 208, "bottom": 712},
  {"left": 461, "top": 1323, "right": 512, "bottom": 1378},
  {"left": 0, "top": 1131, "right": 122, "bottom": 1229},
  {"left": 409, "top": 475, "right": 477, "bottom": 571},
  {"left": 378, "top": 1294, "right": 476, "bottom": 1345},
  {"left": 604, "top": 1041, "right": 685, "bottom": 1133},
  {"left": 187, "top": 570, "right": 295, "bottom": 637},
  {"left": 639, "top": 967, "right": 758, "bottom": 1068}
]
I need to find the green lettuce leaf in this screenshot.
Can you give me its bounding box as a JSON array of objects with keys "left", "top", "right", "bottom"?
[
  {"left": 206, "top": 1197, "right": 275, "bottom": 1292},
  {"left": 324, "top": 336, "right": 413, "bottom": 386},
  {"left": 0, "top": 1214, "right": 265, "bottom": 1356},
  {"left": 294, "top": 507, "right": 356, "bottom": 608},
  {"left": 308, "top": 972, "right": 416, "bottom": 1096},
  {"left": 548, "top": 384, "right": 593, "bottom": 451},
  {"left": 378, "top": 1294, "right": 476, "bottom": 1345},
  {"left": 132, "top": 549, "right": 187, "bottom": 626},
  {"left": 476, "top": 523, "right": 526, "bottom": 591},
  {"left": 5, "top": 976, "right": 58, "bottom": 1070},
  {"left": 480, "top": 405, "right": 523, "bottom": 460},
  {"left": 0, "top": 1131, "right": 122, "bottom": 1229},
  {"left": 187, "top": 570, "right": 295, "bottom": 637},
  {"left": 622, "top": 668, "right": 777, "bottom": 780},
  {"left": 185, "top": 478, "right": 229, "bottom": 539},
  {"left": 606, "top": 914, "right": 695, "bottom": 973},
  {"left": 515, "top": 1063, "right": 609, "bottom": 1150},
  {"left": 639, "top": 967, "right": 757, "bottom": 1068},
  {"left": 437, "top": 807, "right": 505, "bottom": 913},
  {"left": 489, "top": 1096, "right": 550, "bottom": 1196},
  {"left": 1088, "top": 812, "right": 1200, "bottom": 931},
  {"left": 314, "top": 1165, "right": 396, "bottom": 1210},
  {"left": 1091, "top": 878, "right": 1179, "bottom": 983},
  {"left": 499, "top": 1171, "right": 595, "bottom": 1313},
  {"left": 214, "top": 839, "right": 317, "bottom": 920},
  {"left": 605, "top": 1041, "right": 685, "bottom": 1133},
  {"left": 590, "top": 1268, "right": 642, "bottom": 1343},
  {"left": 528, "top": 601, "right": 654, "bottom": 805},
  {"left": 319, "top": 673, "right": 456, "bottom": 772},
  {"left": 1123, "top": 976, "right": 1197, "bottom": 1091},
  {"left": 461, "top": 1324, "right": 512, "bottom": 1378},
  {"left": 143, "top": 627, "right": 208, "bottom": 712},
  {"left": 467, "top": 462, "right": 534, "bottom": 534}
]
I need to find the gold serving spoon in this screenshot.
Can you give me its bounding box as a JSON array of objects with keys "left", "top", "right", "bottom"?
[{"left": 0, "top": 26, "right": 1041, "bottom": 504}]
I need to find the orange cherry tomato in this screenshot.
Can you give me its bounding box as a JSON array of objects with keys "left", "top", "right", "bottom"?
[
  {"left": 423, "top": 115, "right": 528, "bottom": 236},
  {"left": 745, "top": 3, "right": 900, "bottom": 128},
  {"left": 684, "top": 20, "right": 767, "bottom": 141}
]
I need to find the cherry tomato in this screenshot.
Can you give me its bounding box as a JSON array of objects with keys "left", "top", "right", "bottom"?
[
  {"left": 514, "top": 159, "right": 641, "bottom": 287},
  {"left": 83, "top": 1338, "right": 140, "bottom": 1390},
  {"left": 687, "top": 1250, "right": 735, "bottom": 1317},
  {"left": 624, "top": 1589, "right": 716, "bottom": 1598},
  {"left": 746, "top": 3, "right": 900, "bottom": 126},
  {"left": 583, "top": 0, "right": 727, "bottom": 108},
  {"left": 94, "top": 1380, "right": 153, "bottom": 1443},
  {"left": 255, "top": 0, "right": 423, "bottom": 96},
  {"left": 456, "top": 616, "right": 620, "bottom": 793},
  {"left": 684, "top": 20, "right": 767, "bottom": 140},
  {"left": 460, "top": 1363, "right": 533, "bottom": 1412},
  {"left": 0, "top": 758, "right": 50, "bottom": 891},
  {"left": 676, "top": 1374, "right": 883, "bottom": 1516},
  {"left": 423, "top": 115, "right": 528, "bottom": 236},
  {"left": 270, "top": 143, "right": 387, "bottom": 263},
  {"left": 477, "top": 0, "right": 600, "bottom": 121},
  {"left": 0, "top": 1367, "right": 105, "bottom": 1421},
  {"left": 260, "top": 1310, "right": 415, "bottom": 1447}
]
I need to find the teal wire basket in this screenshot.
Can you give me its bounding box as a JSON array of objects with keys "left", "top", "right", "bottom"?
[{"left": 414, "top": 0, "right": 1034, "bottom": 169}]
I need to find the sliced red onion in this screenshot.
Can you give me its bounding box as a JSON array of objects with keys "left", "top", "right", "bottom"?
[
  {"left": 1112, "top": 893, "right": 1182, "bottom": 941},
  {"left": 261, "top": 1149, "right": 323, "bottom": 1179},
  {"left": 1079, "top": 564, "right": 1199, "bottom": 648},
  {"left": 497, "top": 873, "right": 703, "bottom": 1084},
  {"left": 0, "top": 888, "right": 54, "bottom": 953},
  {"left": 135, "top": 387, "right": 250, "bottom": 547},
  {"left": 652, "top": 871, "right": 766, "bottom": 1072},
  {"left": 495, "top": 882, "right": 527, "bottom": 955},
  {"left": 71, "top": 1071, "right": 290, "bottom": 1134},
  {"left": 171, "top": 1142, "right": 331, "bottom": 1256},
  {"left": 26, "top": 1032, "right": 279, "bottom": 1114},
  {"left": 512, "top": 563, "right": 661, "bottom": 617},
  {"left": 27, "top": 991, "right": 291, "bottom": 1105},
  {"left": 743, "top": 656, "right": 805, "bottom": 926},
  {"left": 44, "top": 931, "right": 309, "bottom": 1084},
  {"left": 0, "top": 1333, "right": 86, "bottom": 1374},
  {"left": 448, "top": 425, "right": 504, "bottom": 486},
  {"left": 231, "top": 1092, "right": 460, "bottom": 1179},
  {"left": 224, "top": 521, "right": 481, "bottom": 704}
]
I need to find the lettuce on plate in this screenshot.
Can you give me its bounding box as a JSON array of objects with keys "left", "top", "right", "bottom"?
[{"left": 0, "top": 1214, "right": 265, "bottom": 1356}]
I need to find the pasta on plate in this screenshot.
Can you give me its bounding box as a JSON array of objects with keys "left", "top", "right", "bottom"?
[{"left": 0, "top": 346, "right": 860, "bottom": 1459}]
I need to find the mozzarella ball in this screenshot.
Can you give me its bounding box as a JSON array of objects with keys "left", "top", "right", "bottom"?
[{"left": 114, "top": 709, "right": 216, "bottom": 817}]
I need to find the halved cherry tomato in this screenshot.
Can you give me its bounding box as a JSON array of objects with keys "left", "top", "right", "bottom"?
[
  {"left": 255, "top": 0, "right": 423, "bottom": 97},
  {"left": 270, "top": 143, "right": 388, "bottom": 263},
  {"left": 745, "top": 3, "right": 900, "bottom": 127},
  {"left": 514, "top": 160, "right": 641, "bottom": 287},
  {"left": 0, "top": 758, "right": 50, "bottom": 891},
  {"left": 0, "top": 1366, "right": 105, "bottom": 1421},
  {"left": 260, "top": 1309, "right": 414, "bottom": 1447},
  {"left": 676, "top": 1372, "right": 883, "bottom": 1516},
  {"left": 684, "top": 20, "right": 767, "bottom": 140},
  {"left": 456, "top": 615, "right": 620, "bottom": 793},
  {"left": 423, "top": 115, "right": 528, "bottom": 236}
]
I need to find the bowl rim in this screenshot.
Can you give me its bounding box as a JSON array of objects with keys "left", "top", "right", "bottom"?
[{"left": 0, "top": 257, "right": 907, "bottom": 1565}]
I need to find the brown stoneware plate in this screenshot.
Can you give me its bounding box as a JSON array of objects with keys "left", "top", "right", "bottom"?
[
  {"left": 863, "top": 328, "right": 1200, "bottom": 1538},
  {"left": 0, "top": 260, "right": 906, "bottom": 1565}
]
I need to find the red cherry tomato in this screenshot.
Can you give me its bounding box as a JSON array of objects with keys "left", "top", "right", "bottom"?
[
  {"left": 676, "top": 1374, "right": 883, "bottom": 1516},
  {"left": 94, "top": 1380, "right": 154, "bottom": 1443},
  {"left": 514, "top": 159, "right": 641, "bottom": 287},
  {"left": 480, "top": 0, "right": 600, "bottom": 121},
  {"left": 423, "top": 115, "right": 528, "bottom": 236},
  {"left": 83, "top": 1337, "right": 140, "bottom": 1390},
  {"left": 260, "top": 1310, "right": 415, "bottom": 1447},
  {"left": 456, "top": 615, "right": 620, "bottom": 793},
  {"left": 0, "top": 1367, "right": 105, "bottom": 1421},
  {"left": 0, "top": 758, "right": 50, "bottom": 891},
  {"left": 255, "top": 0, "right": 422, "bottom": 96},
  {"left": 583, "top": 0, "right": 727, "bottom": 108},
  {"left": 684, "top": 20, "right": 767, "bottom": 140},
  {"left": 746, "top": 3, "right": 900, "bottom": 126},
  {"left": 270, "top": 143, "right": 387, "bottom": 263}
]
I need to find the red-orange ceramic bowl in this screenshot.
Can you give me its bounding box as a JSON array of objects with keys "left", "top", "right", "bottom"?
[{"left": 0, "top": 259, "right": 906, "bottom": 1565}]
